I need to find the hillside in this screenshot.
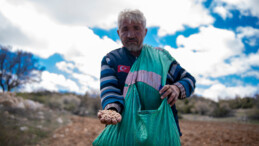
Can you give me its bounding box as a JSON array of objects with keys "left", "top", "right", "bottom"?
[{"left": 1, "top": 92, "right": 259, "bottom": 145}]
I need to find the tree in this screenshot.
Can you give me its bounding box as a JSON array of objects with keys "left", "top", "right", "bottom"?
[{"left": 0, "top": 45, "right": 44, "bottom": 92}]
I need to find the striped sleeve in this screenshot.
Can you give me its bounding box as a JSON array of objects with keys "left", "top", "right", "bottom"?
[
  {"left": 100, "top": 56, "right": 124, "bottom": 113},
  {"left": 167, "top": 60, "right": 196, "bottom": 99}
]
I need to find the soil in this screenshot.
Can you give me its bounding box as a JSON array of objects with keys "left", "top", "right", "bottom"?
[{"left": 41, "top": 116, "right": 259, "bottom": 146}]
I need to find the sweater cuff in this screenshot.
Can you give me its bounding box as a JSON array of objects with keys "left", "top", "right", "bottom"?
[
  {"left": 174, "top": 82, "right": 186, "bottom": 99},
  {"left": 104, "top": 103, "right": 122, "bottom": 113}
]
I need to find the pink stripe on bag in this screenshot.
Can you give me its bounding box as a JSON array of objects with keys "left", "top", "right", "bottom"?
[{"left": 124, "top": 70, "right": 161, "bottom": 97}]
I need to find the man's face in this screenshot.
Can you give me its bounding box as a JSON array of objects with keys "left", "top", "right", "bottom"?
[{"left": 117, "top": 20, "right": 147, "bottom": 52}]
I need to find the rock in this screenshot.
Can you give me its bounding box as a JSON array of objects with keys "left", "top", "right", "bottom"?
[
  {"left": 1, "top": 100, "right": 13, "bottom": 107},
  {"left": 20, "top": 126, "right": 28, "bottom": 131},
  {"left": 4, "top": 111, "right": 9, "bottom": 116},
  {"left": 65, "top": 128, "right": 69, "bottom": 132},
  {"left": 53, "top": 134, "right": 57, "bottom": 138},
  {"left": 38, "top": 111, "right": 44, "bottom": 115},
  {"left": 37, "top": 111, "right": 45, "bottom": 120},
  {"left": 37, "top": 125, "right": 43, "bottom": 129},
  {"left": 9, "top": 114, "right": 15, "bottom": 119},
  {"left": 24, "top": 99, "right": 43, "bottom": 110},
  {"left": 57, "top": 117, "right": 63, "bottom": 124},
  {"left": 21, "top": 117, "right": 28, "bottom": 121},
  {"left": 14, "top": 102, "right": 25, "bottom": 109},
  {"left": 0, "top": 92, "right": 43, "bottom": 110},
  {"left": 38, "top": 115, "right": 45, "bottom": 120}
]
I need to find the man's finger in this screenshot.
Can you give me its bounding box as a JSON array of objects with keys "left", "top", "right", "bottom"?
[
  {"left": 167, "top": 94, "right": 175, "bottom": 104},
  {"left": 106, "top": 118, "right": 112, "bottom": 124},
  {"left": 117, "top": 115, "right": 122, "bottom": 123},
  {"left": 159, "top": 85, "right": 170, "bottom": 94},
  {"left": 160, "top": 87, "right": 172, "bottom": 99},
  {"left": 161, "top": 91, "right": 170, "bottom": 99},
  {"left": 170, "top": 97, "right": 178, "bottom": 107},
  {"left": 100, "top": 117, "right": 106, "bottom": 124},
  {"left": 111, "top": 118, "right": 117, "bottom": 125},
  {"left": 97, "top": 112, "right": 102, "bottom": 118}
]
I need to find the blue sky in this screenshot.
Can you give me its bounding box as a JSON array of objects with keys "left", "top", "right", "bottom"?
[{"left": 0, "top": 0, "right": 258, "bottom": 100}]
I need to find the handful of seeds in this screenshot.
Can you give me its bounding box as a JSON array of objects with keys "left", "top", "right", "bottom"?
[{"left": 99, "top": 110, "right": 121, "bottom": 120}]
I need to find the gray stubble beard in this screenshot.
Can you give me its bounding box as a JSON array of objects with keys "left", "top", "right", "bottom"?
[{"left": 125, "top": 44, "right": 142, "bottom": 52}]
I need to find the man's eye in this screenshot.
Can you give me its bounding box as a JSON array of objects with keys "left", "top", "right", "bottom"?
[
  {"left": 122, "top": 27, "right": 128, "bottom": 31},
  {"left": 134, "top": 26, "right": 140, "bottom": 30}
]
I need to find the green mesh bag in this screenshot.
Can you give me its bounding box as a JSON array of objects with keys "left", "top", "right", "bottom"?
[{"left": 93, "top": 45, "right": 181, "bottom": 146}]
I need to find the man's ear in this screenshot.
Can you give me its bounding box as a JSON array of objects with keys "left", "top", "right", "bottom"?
[{"left": 117, "top": 30, "right": 120, "bottom": 36}]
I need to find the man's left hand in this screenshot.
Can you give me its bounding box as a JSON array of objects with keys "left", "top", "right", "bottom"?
[{"left": 159, "top": 85, "right": 180, "bottom": 107}]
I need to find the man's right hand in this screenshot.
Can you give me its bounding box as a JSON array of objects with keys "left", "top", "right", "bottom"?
[{"left": 97, "top": 110, "right": 122, "bottom": 125}]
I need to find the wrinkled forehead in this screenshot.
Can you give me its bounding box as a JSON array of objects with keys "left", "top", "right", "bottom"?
[{"left": 119, "top": 19, "right": 143, "bottom": 28}]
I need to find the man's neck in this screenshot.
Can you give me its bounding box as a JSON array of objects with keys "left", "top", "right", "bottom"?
[{"left": 130, "top": 50, "right": 142, "bottom": 57}]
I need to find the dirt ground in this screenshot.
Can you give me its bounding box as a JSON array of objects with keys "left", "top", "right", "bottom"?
[{"left": 41, "top": 116, "right": 259, "bottom": 146}]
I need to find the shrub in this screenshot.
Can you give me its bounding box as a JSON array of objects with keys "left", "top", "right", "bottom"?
[
  {"left": 176, "top": 98, "right": 193, "bottom": 114},
  {"left": 256, "top": 94, "right": 259, "bottom": 109},
  {"left": 210, "top": 102, "right": 231, "bottom": 117},
  {"left": 228, "top": 97, "right": 242, "bottom": 109},
  {"left": 74, "top": 94, "right": 101, "bottom": 117},
  {"left": 228, "top": 97, "right": 256, "bottom": 109},
  {"left": 240, "top": 97, "right": 255, "bottom": 109},
  {"left": 62, "top": 95, "right": 80, "bottom": 112},
  {"left": 192, "top": 101, "right": 212, "bottom": 115},
  {"left": 247, "top": 109, "right": 259, "bottom": 121}
]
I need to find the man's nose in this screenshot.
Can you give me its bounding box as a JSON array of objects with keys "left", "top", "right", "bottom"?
[{"left": 127, "top": 31, "right": 135, "bottom": 37}]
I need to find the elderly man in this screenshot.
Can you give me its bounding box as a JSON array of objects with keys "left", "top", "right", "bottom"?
[{"left": 98, "top": 9, "right": 195, "bottom": 136}]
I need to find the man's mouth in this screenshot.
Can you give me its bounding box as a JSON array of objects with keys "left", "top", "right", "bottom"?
[{"left": 126, "top": 39, "right": 138, "bottom": 43}]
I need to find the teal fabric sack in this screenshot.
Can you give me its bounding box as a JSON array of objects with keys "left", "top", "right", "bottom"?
[{"left": 93, "top": 45, "right": 181, "bottom": 146}]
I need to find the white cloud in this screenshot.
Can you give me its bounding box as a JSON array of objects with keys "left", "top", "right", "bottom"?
[
  {"left": 1, "top": 0, "right": 118, "bottom": 94},
  {"left": 237, "top": 26, "right": 259, "bottom": 38},
  {"left": 242, "top": 71, "right": 259, "bottom": 79},
  {"left": 230, "top": 50, "right": 259, "bottom": 68},
  {"left": 0, "top": 12, "right": 31, "bottom": 46},
  {"left": 140, "top": 0, "right": 214, "bottom": 36},
  {"left": 56, "top": 61, "right": 75, "bottom": 74},
  {"left": 55, "top": 61, "right": 101, "bottom": 93},
  {"left": 213, "top": 6, "right": 233, "bottom": 19},
  {"left": 0, "top": 0, "right": 121, "bottom": 78},
  {"left": 164, "top": 25, "right": 259, "bottom": 99},
  {"left": 1, "top": 0, "right": 214, "bottom": 36},
  {"left": 22, "top": 70, "right": 100, "bottom": 94},
  {"left": 165, "top": 25, "right": 244, "bottom": 78},
  {"left": 21, "top": 71, "right": 80, "bottom": 93},
  {"left": 72, "top": 73, "right": 99, "bottom": 92},
  {"left": 196, "top": 83, "right": 259, "bottom": 101},
  {"left": 23, "top": 0, "right": 126, "bottom": 29},
  {"left": 212, "top": 0, "right": 259, "bottom": 18},
  {"left": 236, "top": 26, "right": 259, "bottom": 46},
  {"left": 196, "top": 76, "right": 219, "bottom": 86}
]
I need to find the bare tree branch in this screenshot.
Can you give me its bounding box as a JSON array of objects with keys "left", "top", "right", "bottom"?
[{"left": 0, "top": 45, "right": 44, "bottom": 92}]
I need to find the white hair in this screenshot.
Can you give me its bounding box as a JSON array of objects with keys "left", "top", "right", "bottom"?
[{"left": 118, "top": 9, "right": 146, "bottom": 28}]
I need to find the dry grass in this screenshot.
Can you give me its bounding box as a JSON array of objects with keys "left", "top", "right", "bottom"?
[{"left": 0, "top": 106, "right": 71, "bottom": 146}]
